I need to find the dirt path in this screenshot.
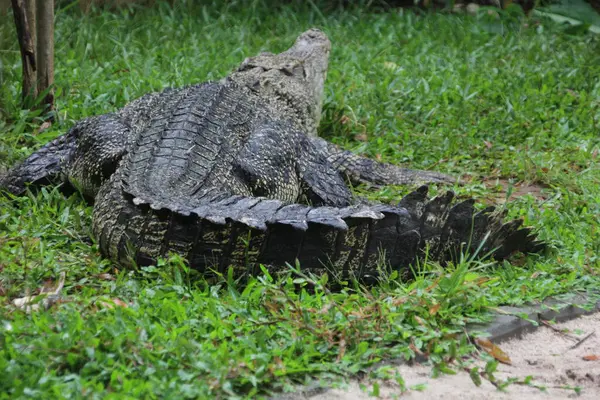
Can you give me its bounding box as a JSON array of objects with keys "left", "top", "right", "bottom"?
[{"left": 310, "top": 313, "right": 600, "bottom": 399}]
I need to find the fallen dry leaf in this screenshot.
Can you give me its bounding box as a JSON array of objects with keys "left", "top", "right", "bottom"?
[
  {"left": 583, "top": 355, "right": 599, "bottom": 361},
  {"left": 336, "top": 338, "right": 346, "bottom": 362},
  {"left": 475, "top": 277, "right": 491, "bottom": 286},
  {"left": 429, "top": 303, "right": 441, "bottom": 316},
  {"left": 98, "top": 298, "right": 129, "bottom": 309},
  {"left": 383, "top": 61, "right": 398, "bottom": 71},
  {"left": 38, "top": 121, "right": 52, "bottom": 133},
  {"left": 475, "top": 337, "right": 512, "bottom": 365},
  {"left": 340, "top": 115, "right": 351, "bottom": 125},
  {"left": 565, "top": 89, "right": 579, "bottom": 97},
  {"left": 13, "top": 294, "right": 62, "bottom": 312},
  {"left": 95, "top": 273, "right": 116, "bottom": 281},
  {"left": 12, "top": 272, "right": 66, "bottom": 313},
  {"left": 354, "top": 133, "right": 368, "bottom": 142},
  {"left": 409, "top": 341, "right": 424, "bottom": 356}
]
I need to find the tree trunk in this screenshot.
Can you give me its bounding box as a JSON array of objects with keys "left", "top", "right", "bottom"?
[
  {"left": 11, "top": 0, "right": 36, "bottom": 107},
  {"left": 586, "top": 0, "right": 600, "bottom": 14},
  {"left": 80, "top": 0, "right": 92, "bottom": 14},
  {"left": 36, "top": 0, "right": 54, "bottom": 112},
  {"left": 25, "top": 0, "right": 35, "bottom": 59}
]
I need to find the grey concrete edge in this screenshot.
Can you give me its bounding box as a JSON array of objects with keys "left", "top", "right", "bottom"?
[
  {"left": 468, "top": 291, "right": 600, "bottom": 343},
  {"left": 268, "top": 291, "right": 600, "bottom": 399}
]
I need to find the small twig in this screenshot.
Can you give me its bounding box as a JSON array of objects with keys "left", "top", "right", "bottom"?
[
  {"left": 11, "top": 0, "right": 38, "bottom": 104},
  {"left": 12, "top": 271, "right": 67, "bottom": 312},
  {"left": 41, "top": 270, "right": 66, "bottom": 295},
  {"left": 485, "top": 374, "right": 500, "bottom": 389},
  {"left": 17, "top": 346, "right": 73, "bottom": 355},
  {"left": 540, "top": 320, "right": 578, "bottom": 341},
  {"left": 248, "top": 318, "right": 289, "bottom": 326},
  {"left": 569, "top": 331, "right": 595, "bottom": 350}
]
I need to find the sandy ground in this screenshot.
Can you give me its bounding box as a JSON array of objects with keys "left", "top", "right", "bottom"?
[{"left": 310, "top": 312, "right": 600, "bottom": 399}]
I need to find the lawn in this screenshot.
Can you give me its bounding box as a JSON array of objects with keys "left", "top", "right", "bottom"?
[{"left": 1, "top": 2, "right": 599, "bottom": 398}]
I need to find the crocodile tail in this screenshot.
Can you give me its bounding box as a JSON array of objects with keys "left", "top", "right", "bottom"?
[
  {"left": 0, "top": 132, "right": 76, "bottom": 196},
  {"left": 93, "top": 173, "right": 418, "bottom": 280},
  {"left": 93, "top": 176, "right": 544, "bottom": 281},
  {"left": 398, "top": 185, "right": 545, "bottom": 268}
]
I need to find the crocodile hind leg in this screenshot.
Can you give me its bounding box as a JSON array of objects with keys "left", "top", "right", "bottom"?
[
  {"left": 233, "top": 122, "right": 353, "bottom": 207},
  {"left": 65, "top": 114, "right": 132, "bottom": 198},
  {"left": 0, "top": 131, "right": 77, "bottom": 196},
  {"left": 1, "top": 113, "right": 132, "bottom": 198}
]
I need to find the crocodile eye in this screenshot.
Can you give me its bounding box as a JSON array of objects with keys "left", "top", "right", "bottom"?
[
  {"left": 280, "top": 65, "right": 294, "bottom": 76},
  {"left": 280, "top": 64, "right": 305, "bottom": 78}
]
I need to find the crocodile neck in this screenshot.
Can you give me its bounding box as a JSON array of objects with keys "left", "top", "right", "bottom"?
[{"left": 227, "top": 29, "right": 331, "bottom": 136}]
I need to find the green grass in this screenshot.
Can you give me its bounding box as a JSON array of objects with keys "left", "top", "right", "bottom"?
[{"left": 1, "top": 2, "right": 600, "bottom": 398}]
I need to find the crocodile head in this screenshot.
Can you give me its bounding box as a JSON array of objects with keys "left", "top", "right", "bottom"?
[
  {"left": 229, "top": 29, "right": 331, "bottom": 136},
  {"left": 281, "top": 28, "right": 331, "bottom": 112}
]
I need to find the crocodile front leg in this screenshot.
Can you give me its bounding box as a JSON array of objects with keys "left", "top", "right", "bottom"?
[{"left": 310, "top": 136, "right": 456, "bottom": 186}]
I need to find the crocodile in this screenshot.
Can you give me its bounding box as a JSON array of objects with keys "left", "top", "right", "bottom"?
[{"left": 0, "top": 29, "right": 544, "bottom": 281}]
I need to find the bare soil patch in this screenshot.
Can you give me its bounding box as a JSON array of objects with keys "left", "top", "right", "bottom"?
[
  {"left": 482, "top": 178, "right": 550, "bottom": 203},
  {"left": 309, "top": 313, "right": 600, "bottom": 399}
]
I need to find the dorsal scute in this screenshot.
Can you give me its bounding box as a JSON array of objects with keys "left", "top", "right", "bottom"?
[{"left": 120, "top": 82, "right": 256, "bottom": 211}]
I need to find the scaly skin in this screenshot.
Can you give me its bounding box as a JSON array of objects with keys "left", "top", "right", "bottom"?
[{"left": 0, "top": 29, "right": 544, "bottom": 280}]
